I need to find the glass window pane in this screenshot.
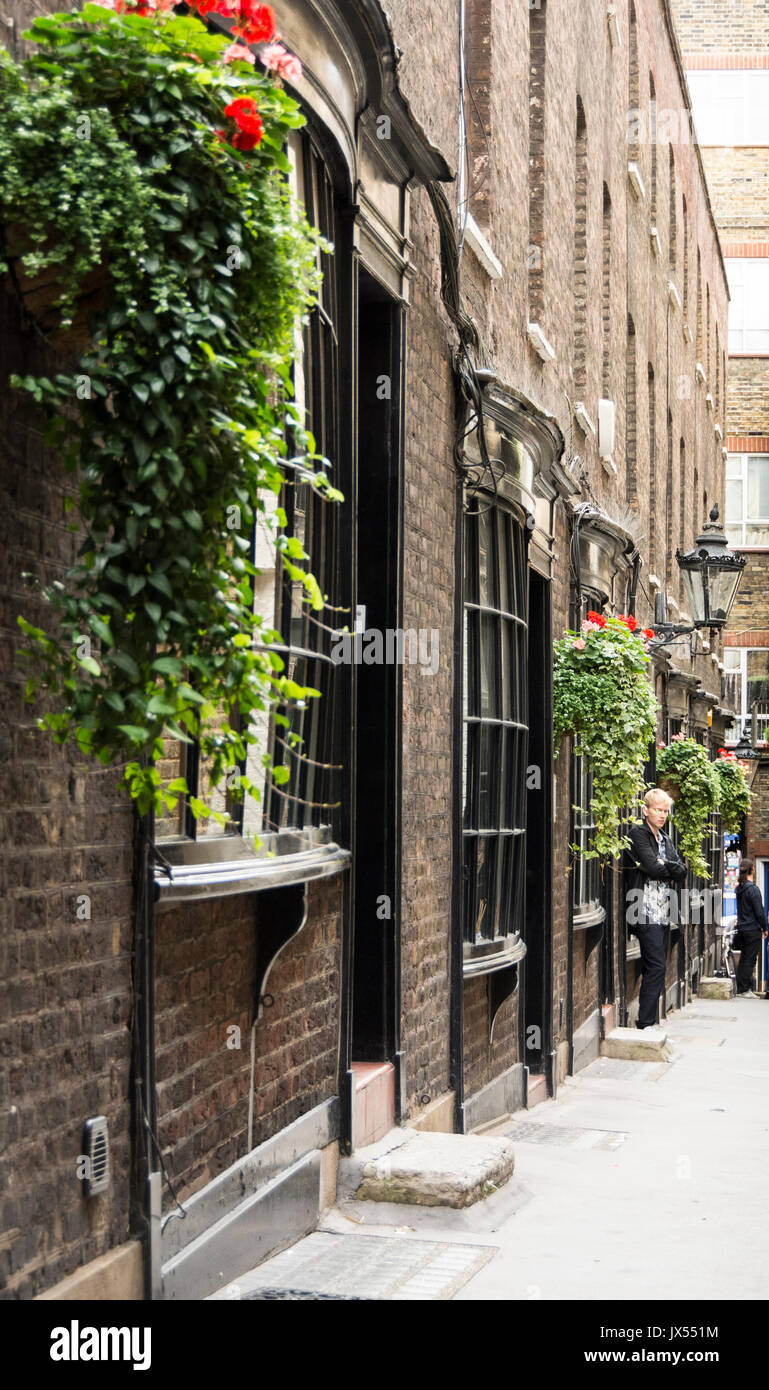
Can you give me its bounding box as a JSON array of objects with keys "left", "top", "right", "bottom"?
[
  {"left": 726, "top": 455, "right": 742, "bottom": 479},
  {"left": 747, "top": 457, "right": 769, "bottom": 519},
  {"left": 725, "top": 525, "right": 743, "bottom": 547},
  {"left": 497, "top": 510, "right": 511, "bottom": 614},
  {"left": 747, "top": 650, "right": 769, "bottom": 705},
  {"left": 746, "top": 524, "right": 769, "bottom": 546},
  {"left": 726, "top": 479, "right": 743, "bottom": 523},
  {"left": 474, "top": 836, "right": 491, "bottom": 941},
  {"left": 480, "top": 614, "right": 499, "bottom": 718},
  {"left": 501, "top": 620, "right": 513, "bottom": 720},
  {"left": 478, "top": 509, "right": 497, "bottom": 608},
  {"left": 478, "top": 724, "right": 492, "bottom": 830}
]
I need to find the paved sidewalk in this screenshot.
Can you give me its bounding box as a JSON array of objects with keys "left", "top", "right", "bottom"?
[{"left": 213, "top": 998, "right": 769, "bottom": 1300}]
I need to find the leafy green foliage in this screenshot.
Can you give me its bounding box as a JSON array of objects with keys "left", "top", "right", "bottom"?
[
  {"left": 713, "top": 756, "right": 752, "bottom": 834},
  {"left": 656, "top": 738, "right": 720, "bottom": 878},
  {"left": 553, "top": 617, "right": 658, "bottom": 861},
  {"left": 6, "top": 5, "right": 341, "bottom": 822}
]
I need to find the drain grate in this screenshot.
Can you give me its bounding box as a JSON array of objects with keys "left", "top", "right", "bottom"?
[
  {"left": 501, "top": 1121, "right": 627, "bottom": 1151},
  {"left": 218, "top": 1232, "right": 496, "bottom": 1302},
  {"left": 584, "top": 1056, "right": 669, "bottom": 1082}
]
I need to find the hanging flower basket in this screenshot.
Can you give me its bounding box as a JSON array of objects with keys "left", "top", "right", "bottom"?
[
  {"left": 656, "top": 736, "right": 721, "bottom": 878},
  {"left": 553, "top": 612, "right": 659, "bottom": 861}
]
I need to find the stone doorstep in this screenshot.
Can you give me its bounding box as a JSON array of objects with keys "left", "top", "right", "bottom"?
[
  {"left": 601, "top": 1026, "right": 672, "bottom": 1062},
  {"left": 698, "top": 977, "right": 735, "bottom": 1001},
  {"left": 350, "top": 1130, "right": 516, "bottom": 1210}
]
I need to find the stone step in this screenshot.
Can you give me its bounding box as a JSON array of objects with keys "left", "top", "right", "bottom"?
[
  {"left": 601, "top": 1025, "right": 672, "bottom": 1062},
  {"left": 697, "top": 977, "right": 734, "bottom": 1000},
  {"left": 341, "top": 1128, "right": 515, "bottom": 1209}
]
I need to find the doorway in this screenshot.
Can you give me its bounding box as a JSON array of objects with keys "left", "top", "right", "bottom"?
[{"left": 349, "top": 270, "right": 404, "bottom": 1130}]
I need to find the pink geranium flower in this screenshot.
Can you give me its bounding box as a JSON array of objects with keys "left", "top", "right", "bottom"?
[
  {"left": 222, "top": 42, "right": 256, "bottom": 64},
  {"left": 574, "top": 638, "right": 586, "bottom": 651},
  {"left": 260, "top": 41, "right": 303, "bottom": 81},
  {"left": 581, "top": 619, "right": 601, "bottom": 634}
]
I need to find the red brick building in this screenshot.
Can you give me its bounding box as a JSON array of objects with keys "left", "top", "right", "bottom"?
[{"left": 1, "top": 0, "right": 735, "bottom": 1299}]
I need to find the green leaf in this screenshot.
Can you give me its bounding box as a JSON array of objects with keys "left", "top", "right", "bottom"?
[
  {"left": 148, "top": 572, "right": 173, "bottom": 598},
  {"left": 109, "top": 650, "right": 140, "bottom": 681},
  {"left": 152, "top": 655, "right": 184, "bottom": 677},
  {"left": 118, "top": 724, "right": 152, "bottom": 744}
]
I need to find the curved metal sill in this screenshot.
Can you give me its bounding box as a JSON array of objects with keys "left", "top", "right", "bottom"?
[
  {"left": 463, "top": 934, "right": 527, "bottom": 979},
  {"left": 154, "top": 828, "right": 350, "bottom": 910},
  {"left": 573, "top": 906, "right": 606, "bottom": 932}
]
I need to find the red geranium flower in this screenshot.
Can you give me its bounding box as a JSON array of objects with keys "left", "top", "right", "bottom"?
[
  {"left": 224, "top": 96, "right": 264, "bottom": 139},
  {"left": 586, "top": 609, "right": 607, "bottom": 629},
  {"left": 626, "top": 614, "right": 637, "bottom": 631},
  {"left": 643, "top": 627, "right": 655, "bottom": 640},
  {"left": 232, "top": 0, "right": 276, "bottom": 43},
  {"left": 231, "top": 125, "right": 263, "bottom": 150}
]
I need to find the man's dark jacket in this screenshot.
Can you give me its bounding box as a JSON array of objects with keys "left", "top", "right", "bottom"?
[
  {"left": 622, "top": 820, "right": 687, "bottom": 928},
  {"left": 736, "top": 881, "right": 767, "bottom": 934}
]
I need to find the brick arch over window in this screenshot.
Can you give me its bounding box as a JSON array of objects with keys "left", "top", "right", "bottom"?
[
  {"left": 626, "top": 314, "right": 637, "bottom": 504},
  {"left": 628, "top": 1, "right": 640, "bottom": 165},
  {"left": 649, "top": 73, "right": 658, "bottom": 227},
  {"left": 666, "top": 407, "right": 674, "bottom": 589},
  {"left": 649, "top": 363, "right": 657, "bottom": 573},
  {"left": 669, "top": 146, "right": 677, "bottom": 270},
  {"left": 573, "top": 96, "right": 588, "bottom": 396},
  {"left": 602, "top": 183, "right": 612, "bottom": 397},
  {"left": 697, "top": 248, "right": 703, "bottom": 362},
  {"left": 682, "top": 195, "right": 689, "bottom": 318},
  {"left": 679, "top": 437, "right": 687, "bottom": 575},
  {"left": 464, "top": 0, "right": 492, "bottom": 231},
  {"left": 528, "top": 0, "right": 547, "bottom": 326}
]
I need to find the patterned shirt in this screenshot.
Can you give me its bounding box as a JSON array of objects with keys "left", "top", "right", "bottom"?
[{"left": 642, "top": 833, "right": 670, "bottom": 925}]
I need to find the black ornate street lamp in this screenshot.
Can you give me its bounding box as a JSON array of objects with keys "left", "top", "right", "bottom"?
[{"left": 650, "top": 505, "right": 746, "bottom": 649}]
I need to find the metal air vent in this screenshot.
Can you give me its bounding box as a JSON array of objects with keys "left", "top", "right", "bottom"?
[{"left": 82, "top": 1116, "right": 110, "bottom": 1197}]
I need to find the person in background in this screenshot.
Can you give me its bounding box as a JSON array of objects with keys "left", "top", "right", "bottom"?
[
  {"left": 624, "top": 789, "right": 688, "bottom": 1029},
  {"left": 734, "top": 859, "right": 768, "bottom": 998}
]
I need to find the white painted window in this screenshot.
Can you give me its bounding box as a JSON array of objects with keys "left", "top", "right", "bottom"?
[
  {"left": 725, "top": 454, "right": 769, "bottom": 546},
  {"left": 723, "top": 647, "right": 769, "bottom": 741},
  {"left": 725, "top": 260, "right": 769, "bottom": 354},
  {"left": 687, "top": 71, "right": 769, "bottom": 147}
]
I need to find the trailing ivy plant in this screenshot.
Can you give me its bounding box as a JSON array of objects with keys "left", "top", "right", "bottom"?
[
  {"left": 713, "top": 753, "right": 752, "bottom": 833},
  {"left": 553, "top": 612, "right": 659, "bottom": 861},
  {"left": 3, "top": 2, "right": 342, "bottom": 826},
  {"left": 656, "top": 736, "right": 721, "bottom": 878}
]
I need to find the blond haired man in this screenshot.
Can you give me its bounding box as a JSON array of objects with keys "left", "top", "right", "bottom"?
[{"left": 623, "top": 789, "right": 688, "bottom": 1029}]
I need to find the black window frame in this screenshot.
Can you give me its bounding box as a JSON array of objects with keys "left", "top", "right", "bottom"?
[
  {"left": 461, "top": 493, "right": 530, "bottom": 954},
  {"left": 156, "top": 127, "right": 347, "bottom": 849}
]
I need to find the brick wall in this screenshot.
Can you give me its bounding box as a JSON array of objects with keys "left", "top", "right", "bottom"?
[
  {"left": 699, "top": 149, "right": 769, "bottom": 241},
  {"left": 155, "top": 876, "right": 343, "bottom": 1202},
  {"left": 671, "top": 0, "right": 769, "bottom": 51},
  {"left": 0, "top": 289, "right": 135, "bottom": 1299},
  {"left": 398, "top": 185, "right": 456, "bottom": 1115},
  {"left": 726, "top": 358, "right": 769, "bottom": 436}
]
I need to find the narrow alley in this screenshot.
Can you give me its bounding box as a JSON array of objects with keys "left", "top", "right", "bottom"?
[{"left": 213, "top": 997, "right": 769, "bottom": 1301}]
